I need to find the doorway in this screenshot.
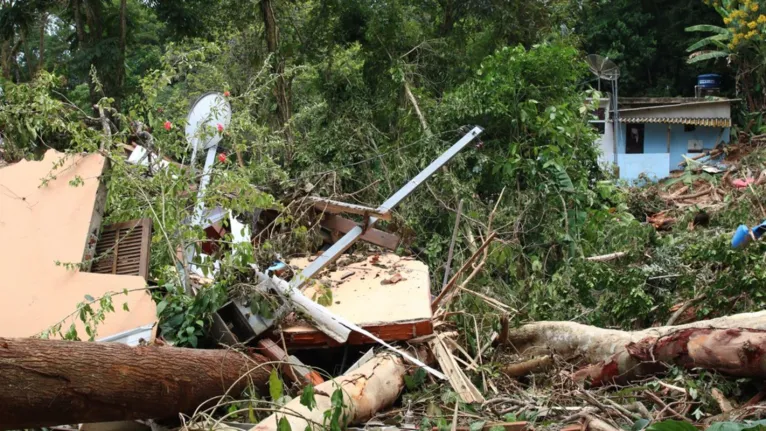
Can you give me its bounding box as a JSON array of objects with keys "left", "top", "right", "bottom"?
[{"left": 626, "top": 123, "right": 645, "bottom": 154}]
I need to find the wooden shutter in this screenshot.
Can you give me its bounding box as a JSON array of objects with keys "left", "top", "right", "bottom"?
[{"left": 91, "top": 218, "right": 152, "bottom": 279}]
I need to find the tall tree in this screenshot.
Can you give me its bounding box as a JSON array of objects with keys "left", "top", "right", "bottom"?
[{"left": 260, "top": 0, "right": 294, "bottom": 163}]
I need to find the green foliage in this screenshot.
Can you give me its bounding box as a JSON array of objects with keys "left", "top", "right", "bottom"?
[
  {"left": 0, "top": 72, "right": 100, "bottom": 161},
  {"left": 269, "top": 368, "right": 284, "bottom": 402},
  {"left": 404, "top": 368, "right": 428, "bottom": 391},
  {"left": 156, "top": 282, "right": 227, "bottom": 347},
  {"left": 300, "top": 384, "right": 317, "bottom": 411}
]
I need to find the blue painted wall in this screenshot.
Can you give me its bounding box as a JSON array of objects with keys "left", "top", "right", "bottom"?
[
  {"left": 643, "top": 124, "right": 729, "bottom": 167},
  {"left": 618, "top": 153, "right": 670, "bottom": 182},
  {"left": 630, "top": 124, "right": 730, "bottom": 167}
]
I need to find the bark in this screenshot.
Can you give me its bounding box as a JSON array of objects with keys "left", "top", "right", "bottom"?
[
  {"left": 115, "top": 0, "right": 127, "bottom": 111},
  {"left": 1, "top": 39, "right": 11, "bottom": 79},
  {"left": 20, "top": 30, "right": 32, "bottom": 78},
  {"left": 0, "top": 337, "right": 272, "bottom": 429},
  {"left": 38, "top": 12, "right": 47, "bottom": 73},
  {"left": 404, "top": 80, "right": 433, "bottom": 137},
  {"left": 260, "top": 0, "right": 294, "bottom": 161},
  {"left": 251, "top": 354, "right": 406, "bottom": 431},
  {"left": 576, "top": 328, "right": 766, "bottom": 386},
  {"left": 506, "top": 311, "right": 766, "bottom": 386},
  {"left": 502, "top": 355, "right": 554, "bottom": 378},
  {"left": 506, "top": 310, "right": 766, "bottom": 364}
]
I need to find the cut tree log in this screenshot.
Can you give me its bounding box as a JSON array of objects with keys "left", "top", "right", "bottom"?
[
  {"left": 0, "top": 337, "right": 271, "bottom": 429},
  {"left": 251, "top": 353, "right": 407, "bottom": 431},
  {"left": 575, "top": 327, "right": 766, "bottom": 386},
  {"left": 506, "top": 311, "right": 766, "bottom": 386}
]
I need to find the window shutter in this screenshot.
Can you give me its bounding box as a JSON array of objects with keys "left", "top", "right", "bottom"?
[{"left": 91, "top": 218, "right": 152, "bottom": 279}]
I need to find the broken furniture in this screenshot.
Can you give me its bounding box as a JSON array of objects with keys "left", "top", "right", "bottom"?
[
  {"left": 211, "top": 127, "right": 482, "bottom": 378},
  {"left": 0, "top": 150, "right": 157, "bottom": 340},
  {"left": 278, "top": 254, "right": 433, "bottom": 348}
]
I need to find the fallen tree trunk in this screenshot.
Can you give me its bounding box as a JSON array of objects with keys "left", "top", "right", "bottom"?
[
  {"left": 0, "top": 337, "right": 271, "bottom": 429},
  {"left": 506, "top": 311, "right": 766, "bottom": 385},
  {"left": 576, "top": 328, "right": 766, "bottom": 386},
  {"left": 251, "top": 353, "right": 406, "bottom": 431},
  {"left": 507, "top": 311, "right": 766, "bottom": 364}
]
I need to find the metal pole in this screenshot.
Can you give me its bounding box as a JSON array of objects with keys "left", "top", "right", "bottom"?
[{"left": 288, "top": 126, "right": 484, "bottom": 291}]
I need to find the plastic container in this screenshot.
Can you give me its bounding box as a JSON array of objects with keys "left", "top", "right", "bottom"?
[{"left": 697, "top": 74, "right": 722, "bottom": 89}]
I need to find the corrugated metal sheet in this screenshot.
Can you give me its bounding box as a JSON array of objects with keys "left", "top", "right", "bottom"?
[
  {"left": 91, "top": 218, "right": 153, "bottom": 279},
  {"left": 618, "top": 117, "right": 731, "bottom": 127}
]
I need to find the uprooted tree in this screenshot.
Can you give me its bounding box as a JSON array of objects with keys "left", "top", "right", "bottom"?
[{"left": 506, "top": 310, "right": 766, "bottom": 386}]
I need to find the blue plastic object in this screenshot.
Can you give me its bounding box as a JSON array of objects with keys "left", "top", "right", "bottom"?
[
  {"left": 697, "top": 74, "right": 722, "bottom": 89},
  {"left": 732, "top": 224, "right": 751, "bottom": 248}
]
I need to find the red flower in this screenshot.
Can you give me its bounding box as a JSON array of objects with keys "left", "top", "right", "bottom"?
[
  {"left": 218, "top": 153, "right": 227, "bottom": 163},
  {"left": 163, "top": 121, "right": 172, "bottom": 131},
  {"left": 223, "top": 91, "right": 230, "bottom": 97},
  {"left": 217, "top": 123, "right": 224, "bottom": 132}
]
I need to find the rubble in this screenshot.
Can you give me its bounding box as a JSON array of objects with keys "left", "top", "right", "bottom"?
[{"left": 0, "top": 150, "right": 156, "bottom": 340}]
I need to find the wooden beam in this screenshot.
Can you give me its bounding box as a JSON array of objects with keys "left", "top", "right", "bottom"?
[
  {"left": 310, "top": 197, "right": 391, "bottom": 221},
  {"left": 321, "top": 214, "right": 400, "bottom": 250}
]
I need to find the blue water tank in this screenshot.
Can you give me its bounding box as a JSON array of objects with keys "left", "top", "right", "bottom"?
[{"left": 697, "top": 74, "right": 722, "bottom": 89}]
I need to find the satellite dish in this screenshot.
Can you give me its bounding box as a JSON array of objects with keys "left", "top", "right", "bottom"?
[
  {"left": 586, "top": 54, "right": 620, "bottom": 81},
  {"left": 185, "top": 92, "right": 231, "bottom": 152}
]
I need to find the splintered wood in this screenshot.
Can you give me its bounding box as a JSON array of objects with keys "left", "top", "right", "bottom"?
[
  {"left": 280, "top": 253, "right": 433, "bottom": 347},
  {"left": 429, "top": 333, "right": 485, "bottom": 404}
]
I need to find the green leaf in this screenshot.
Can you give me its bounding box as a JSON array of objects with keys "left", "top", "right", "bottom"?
[
  {"left": 646, "top": 420, "right": 698, "bottom": 431},
  {"left": 489, "top": 427, "right": 505, "bottom": 431},
  {"left": 687, "top": 51, "right": 729, "bottom": 64},
  {"left": 187, "top": 333, "right": 198, "bottom": 347},
  {"left": 300, "top": 383, "right": 317, "bottom": 411},
  {"left": 632, "top": 419, "right": 650, "bottom": 431},
  {"left": 248, "top": 404, "right": 257, "bottom": 423},
  {"left": 687, "top": 34, "right": 731, "bottom": 52},
  {"left": 404, "top": 368, "right": 427, "bottom": 390},
  {"left": 269, "top": 368, "right": 284, "bottom": 401},
  {"left": 685, "top": 24, "right": 730, "bottom": 34},
  {"left": 122, "top": 303, "right": 129, "bottom": 312},
  {"left": 277, "top": 417, "right": 292, "bottom": 431},
  {"left": 84, "top": 294, "right": 95, "bottom": 302},
  {"left": 469, "top": 421, "right": 486, "bottom": 431},
  {"left": 708, "top": 420, "right": 766, "bottom": 431},
  {"left": 156, "top": 300, "right": 168, "bottom": 316}
]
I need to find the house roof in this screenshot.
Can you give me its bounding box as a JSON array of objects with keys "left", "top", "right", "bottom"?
[
  {"left": 618, "top": 117, "right": 731, "bottom": 127},
  {"left": 619, "top": 98, "right": 739, "bottom": 113},
  {"left": 619, "top": 97, "right": 739, "bottom": 106}
]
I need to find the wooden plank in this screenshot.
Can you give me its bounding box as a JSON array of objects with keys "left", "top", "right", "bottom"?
[
  {"left": 429, "top": 334, "right": 485, "bottom": 403},
  {"left": 321, "top": 214, "right": 400, "bottom": 250},
  {"left": 310, "top": 197, "right": 392, "bottom": 221}
]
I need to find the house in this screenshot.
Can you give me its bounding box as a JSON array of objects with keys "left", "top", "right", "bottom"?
[{"left": 590, "top": 97, "right": 737, "bottom": 181}]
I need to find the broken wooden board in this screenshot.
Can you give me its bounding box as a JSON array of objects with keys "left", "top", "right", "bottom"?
[
  {"left": 429, "top": 333, "right": 485, "bottom": 403},
  {"left": 321, "top": 214, "right": 400, "bottom": 250},
  {"left": 277, "top": 253, "right": 433, "bottom": 348},
  {"left": 310, "top": 197, "right": 392, "bottom": 221},
  {"left": 0, "top": 150, "right": 157, "bottom": 339}
]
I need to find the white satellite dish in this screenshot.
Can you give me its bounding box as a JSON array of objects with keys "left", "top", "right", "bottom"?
[
  {"left": 182, "top": 91, "right": 232, "bottom": 293},
  {"left": 185, "top": 92, "right": 231, "bottom": 153}
]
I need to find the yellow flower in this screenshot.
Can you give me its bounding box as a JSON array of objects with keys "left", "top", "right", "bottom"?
[
  {"left": 725, "top": 17, "right": 733, "bottom": 23},
  {"left": 752, "top": 3, "right": 760, "bottom": 11},
  {"left": 746, "top": 29, "right": 757, "bottom": 38},
  {"left": 759, "top": 13, "right": 766, "bottom": 23},
  {"left": 749, "top": 20, "right": 758, "bottom": 28}
]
